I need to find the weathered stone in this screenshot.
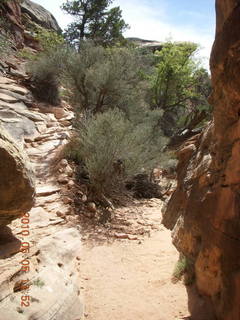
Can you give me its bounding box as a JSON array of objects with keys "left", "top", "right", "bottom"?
[
  {"left": 65, "top": 165, "right": 74, "bottom": 177},
  {"left": 0, "top": 77, "right": 15, "bottom": 85},
  {"left": 0, "top": 92, "right": 18, "bottom": 103},
  {"left": 163, "top": 2, "right": 240, "bottom": 319},
  {"left": 58, "top": 174, "right": 69, "bottom": 184},
  {"left": 59, "top": 159, "right": 68, "bottom": 167},
  {"left": 83, "top": 211, "right": 95, "bottom": 219},
  {"left": 52, "top": 107, "right": 68, "bottom": 120},
  {"left": 114, "top": 233, "right": 128, "bottom": 239},
  {"left": 20, "top": 0, "right": 61, "bottom": 32},
  {"left": 68, "top": 180, "right": 75, "bottom": 188},
  {"left": 82, "top": 195, "right": 88, "bottom": 203},
  {"left": 0, "top": 127, "right": 35, "bottom": 225},
  {"left": 36, "top": 185, "right": 60, "bottom": 197},
  {"left": 62, "top": 197, "right": 73, "bottom": 205},
  {"left": 87, "top": 202, "right": 97, "bottom": 213},
  {"left": 0, "top": 83, "right": 28, "bottom": 95}
]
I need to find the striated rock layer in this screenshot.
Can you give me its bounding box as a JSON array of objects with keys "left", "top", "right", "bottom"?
[
  {"left": 163, "top": 1, "right": 240, "bottom": 319},
  {"left": 21, "top": 0, "right": 61, "bottom": 32}
]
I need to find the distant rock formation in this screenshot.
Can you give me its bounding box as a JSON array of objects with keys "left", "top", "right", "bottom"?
[
  {"left": 20, "top": 0, "right": 61, "bottom": 32},
  {"left": 163, "top": 1, "right": 240, "bottom": 319},
  {"left": 127, "top": 37, "right": 162, "bottom": 51}
]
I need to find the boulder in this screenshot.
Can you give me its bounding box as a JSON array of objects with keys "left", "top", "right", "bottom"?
[{"left": 0, "top": 127, "right": 35, "bottom": 226}]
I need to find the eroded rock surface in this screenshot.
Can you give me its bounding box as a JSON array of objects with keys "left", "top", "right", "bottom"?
[
  {"left": 163, "top": 1, "right": 240, "bottom": 319},
  {"left": 0, "top": 64, "right": 82, "bottom": 319},
  {"left": 21, "top": 0, "right": 61, "bottom": 32},
  {"left": 0, "top": 126, "right": 34, "bottom": 225}
]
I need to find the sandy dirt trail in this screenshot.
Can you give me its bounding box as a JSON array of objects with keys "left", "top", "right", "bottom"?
[
  {"left": 80, "top": 199, "right": 215, "bottom": 320},
  {"left": 78, "top": 199, "right": 212, "bottom": 320}
]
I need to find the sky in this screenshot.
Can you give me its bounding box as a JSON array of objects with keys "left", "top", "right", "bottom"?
[{"left": 33, "top": 0, "right": 216, "bottom": 68}]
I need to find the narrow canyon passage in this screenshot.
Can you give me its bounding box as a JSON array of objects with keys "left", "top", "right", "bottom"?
[{"left": 79, "top": 202, "right": 213, "bottom": 320}]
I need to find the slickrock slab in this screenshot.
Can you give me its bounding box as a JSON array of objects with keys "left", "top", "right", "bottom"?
[
  {"left": 0, "top": 92, "right": 18, "bottom": 103},
  {"left": 36, "top": 185, "right": 61, "bottom": 197},
  {"left": 0, "top": 83, "right": 29, "bottom": 95},
  {"left": 0, "top": 88, "right": 32, "bottom": 103},
  {"left": 0, "top": 76, "right": 15, "bottom": 84}
]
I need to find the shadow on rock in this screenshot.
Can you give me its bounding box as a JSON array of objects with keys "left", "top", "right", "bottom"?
[
  {"left": 0, "top": 226, "right": 21, "bottom": 259},
  {"left": 187, "top": 285, "right": 216, "bottom": 320}
]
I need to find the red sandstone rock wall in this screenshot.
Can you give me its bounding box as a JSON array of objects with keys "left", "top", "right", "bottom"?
[{"left": 163, "top": 1, "right": 240, "bottom": 319}]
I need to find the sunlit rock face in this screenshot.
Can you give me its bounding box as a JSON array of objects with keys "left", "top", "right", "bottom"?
[
  {"left": 20, "top": 0, "right": 61, "bottom": 32},
  {"left": 163, "top": 1, "right": 240, "bottom": 319}
]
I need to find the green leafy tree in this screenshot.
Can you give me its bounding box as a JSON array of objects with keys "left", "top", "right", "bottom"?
[
  {"left": 61, "top": 0, "right": 129, "bottom": 48},
  {"left": 148, "top": 41, "right": 211, "bottom": 136}
]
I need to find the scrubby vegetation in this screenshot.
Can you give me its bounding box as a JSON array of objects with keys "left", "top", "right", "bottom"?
[
  {"left": 172, "top": 254, "right": 195, "bottom": 285},
  {"left": 26, "top": 0, "right": 212, "bottom": 200},
  {"left": 0, "top": 18, "right": 12, "bottom": 57},
  {"left": 27, "top": 45, "right": 69, "bottom": 105},
  {"left": 66, "top": 108, "right": 166, "bottom": 195},
  {"left": 61, "top": 42, "right": 148, "bottom": 115}
]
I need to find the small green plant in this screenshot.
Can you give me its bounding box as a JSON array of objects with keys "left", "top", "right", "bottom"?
[
  {"left": 35, "top": 27, "right": 65, "bottom": 51},
  {"left": 33, "top": 278, "right": 45, "bottom": 288},
  {"left": 172, "top": 254, "right": 194, "bottom": 284},
  {"left": 18, "top": 48, "right": 36, "bottom": 61},
  {"left": 0, "top": 34, "right": 11, "bottom": 58}
]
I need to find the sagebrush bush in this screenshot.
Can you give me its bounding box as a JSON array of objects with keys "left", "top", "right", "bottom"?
[
  {"left": 65, "top": 108, "right": 166, "bottom": 195},
  {"left": 62, "top": 42, "right": 149, "bottom": 115},
  {"left": 27, "top": 46, "right": 69, "bottom": 105}
]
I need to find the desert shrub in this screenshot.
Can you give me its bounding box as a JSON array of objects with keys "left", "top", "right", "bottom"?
[
  {"left": 66, "top": 108, "right": 166, "bottom": 196},
  {"left": 0, "top": 17, "right": 12, "bottom": 59},
  {"left": 18, "top": 47, "right": 36, "bottom": 60},
  {"left": 172, "top": 254, "right": 194, "bottom": 285},
  {"left": 0, "top": 34, "right": 11, "bottom": 58},
  {"left": 62, "top": 42, "right": 149, "bottom": 115},
  {"left": 35, "top": 27, "right": 65, "bottom": 51},
  {"left": 27, "top": 46, "right": 70, "bottom": 105}
]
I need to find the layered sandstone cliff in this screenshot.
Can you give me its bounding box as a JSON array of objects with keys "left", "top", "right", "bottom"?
[{"left": 163, "top": 1, "right": 240, "bottom": 319}]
